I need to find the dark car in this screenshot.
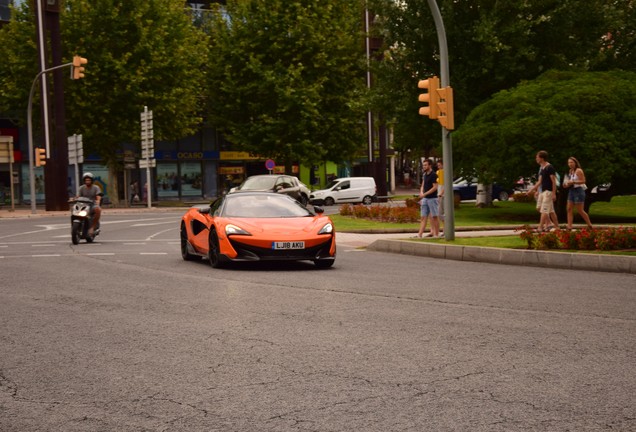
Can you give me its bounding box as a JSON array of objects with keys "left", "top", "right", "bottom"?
[
  {"left": 453, "top": 177, "right": 513, "bottom": 203},
  {"left": 230, "top": 174, "right": 311, "bottom": 206}
]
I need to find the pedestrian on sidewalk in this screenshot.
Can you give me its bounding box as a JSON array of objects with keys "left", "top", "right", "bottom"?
[
  {"left": 563, "top": 156, "right": 593, "bottom": 230},
  {"left": 415, "top": 159, "right": 440, "bottom": 238},
  {"left": 436, "top": 159, "right": 444, "bottom": 235},
  {"left": 526, "top": 150, "right": 560, "bottom": 232}
]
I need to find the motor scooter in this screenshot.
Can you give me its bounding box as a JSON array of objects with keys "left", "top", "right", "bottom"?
[{"left": 70, "top": 197, "right": 100, "bottom": 244}]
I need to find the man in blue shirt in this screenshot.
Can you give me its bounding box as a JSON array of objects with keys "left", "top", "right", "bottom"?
[{"left": 415, "top": 159, "right": 440, "bottom": 238}]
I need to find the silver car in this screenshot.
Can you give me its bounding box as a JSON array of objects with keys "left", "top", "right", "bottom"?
[{"left": 230, "top": 174, "right": 311, "bottom": 206}]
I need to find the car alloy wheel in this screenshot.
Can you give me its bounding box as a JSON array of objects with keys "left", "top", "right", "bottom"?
[{"left": 208, "top": 230, "right": 224, "bottom": 268}]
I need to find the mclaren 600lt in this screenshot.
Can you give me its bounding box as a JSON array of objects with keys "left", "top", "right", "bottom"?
[{"left": 180, "top": 192, "right": 336, "bottom": 268}]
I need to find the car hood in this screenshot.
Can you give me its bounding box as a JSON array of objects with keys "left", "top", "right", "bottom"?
[{"left": 223, "top": 216, "right": 331, "bottom": 234}]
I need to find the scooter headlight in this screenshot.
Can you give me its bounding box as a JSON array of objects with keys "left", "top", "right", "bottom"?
[{"left": 78, "top": 210, "right": 88, "bottom": 217}]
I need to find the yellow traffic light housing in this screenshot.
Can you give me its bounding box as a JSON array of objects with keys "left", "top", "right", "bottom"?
[
  {"left": 436, "top": 86, "right": 455, "bottom": 130},
  {"left": 72, "top": 55, "right": 88, "bottom": 80},
  {"left": 417, "top": 76, "right": 440, "bottom": 119},
  {"left": 35, "top": 147, "right": 47, "bottom": 167}
]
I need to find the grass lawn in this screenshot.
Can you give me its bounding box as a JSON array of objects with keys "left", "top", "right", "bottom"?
[
  {"left": 331, "top": 196, "right": 636, "bottom": 231},
  {"left": 332, "top": 196, "right": 636, "bottom": 256}
]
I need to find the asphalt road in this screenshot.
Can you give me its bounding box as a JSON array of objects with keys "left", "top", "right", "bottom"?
[{"left": 1, "top": 212, "right": 635, "bottom": 431}]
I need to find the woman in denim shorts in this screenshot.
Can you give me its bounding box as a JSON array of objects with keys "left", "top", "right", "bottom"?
[{"left": 563, "top": 157, "right": 593, "bottom": 230}]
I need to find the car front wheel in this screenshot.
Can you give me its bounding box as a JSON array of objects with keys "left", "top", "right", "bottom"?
[
  {"left": 324, "top": 197, "right": 335, "bottom": 206},
  {"left": 498, "top": 191, "right": 510, "bottom": 201},
  {"left": 208, "top": 230, "right": 224, "bottom": 268},
  {"left": 362, "top": 195, "right": 373, "bottom": 205}
]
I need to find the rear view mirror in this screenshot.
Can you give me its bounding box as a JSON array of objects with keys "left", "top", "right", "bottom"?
[{"left": 313, "top": 206, "right": 324, "bottom": 214}]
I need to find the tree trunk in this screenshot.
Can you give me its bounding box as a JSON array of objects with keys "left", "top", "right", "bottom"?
[
  {"left": 476, "top": 183, "right": 493, "bottom": 208},
  {"left": 108, "top": 164, "right": 120, "bottom": 207}
]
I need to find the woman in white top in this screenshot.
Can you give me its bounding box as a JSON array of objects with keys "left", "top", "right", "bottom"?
[{"left": 562, "top": 157, "right": 593, "bottom": 230}]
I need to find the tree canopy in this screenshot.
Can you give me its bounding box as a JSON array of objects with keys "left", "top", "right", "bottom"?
[
  {"left": 452, "top": 70, "right": 636, "bottom": 194},
  {"left": 368, "top": 0, "right": 636, "bottom": 157},
  {"left": 203, "top": 0, "right": 367, "bottom": 168},
  {"left": 0, "top": 0, "right": 208, "bottom": 166}
]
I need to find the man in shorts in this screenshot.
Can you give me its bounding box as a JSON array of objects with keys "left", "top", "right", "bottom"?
[
  {"left": 527, "top": 151, "right": 560, "bottom": 232},
  {"left": 415, "top": 159, "right": 440, "bottom": 238}
]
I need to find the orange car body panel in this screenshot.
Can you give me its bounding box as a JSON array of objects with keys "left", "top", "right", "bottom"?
[{"left": 182, "top": 207, "right": 335, "bottom": 260}]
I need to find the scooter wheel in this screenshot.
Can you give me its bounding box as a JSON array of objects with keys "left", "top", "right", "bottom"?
[{"left": 71, "top": 223, "right": 80, "bottom": 245}]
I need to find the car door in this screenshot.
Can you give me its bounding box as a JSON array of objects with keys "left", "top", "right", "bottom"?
[{"left": 333, "top": 180, "right": 353, "bottom": 203}]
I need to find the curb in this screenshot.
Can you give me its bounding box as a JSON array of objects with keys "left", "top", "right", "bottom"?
[{"left": 367, "top": 239, "right": 636, "bottom": 274}]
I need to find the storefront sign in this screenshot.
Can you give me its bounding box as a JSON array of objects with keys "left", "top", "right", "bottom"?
[
  {"left": 220, "top": 151, "right": 260, "bottom": 160},
  {"left": 219, "top": 166, "right": 245, "bottom": 175}
]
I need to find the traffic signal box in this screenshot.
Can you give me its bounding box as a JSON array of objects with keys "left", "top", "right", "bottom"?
[
  {"left": 418, "top": 76, "right": 440, "bottom": 119},
  {"left": 436, "top": 86, "right": 454, "bottom": 130},
  {"left": 35, "top": 147, "right": 46, "bottom": 167},
  {"left": 417, "top": 76, "right": 455, "bottom": 130},
  {"left": 72, "top": 55, "right": 87, "bottom": 80}
]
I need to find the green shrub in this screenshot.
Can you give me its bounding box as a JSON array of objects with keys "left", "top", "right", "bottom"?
[{"left": 511, "top": 192, "right": 534, "bottom": 203}]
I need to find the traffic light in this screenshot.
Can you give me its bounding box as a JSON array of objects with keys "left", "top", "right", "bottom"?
[
  {"left": 436, "top": 86, "right": 455, "bottom": 130},
  {"left": 35, "top": 147, "right": 47, "bottom": 167},
  {"left": 72, "top": 55, "right": 87, "bottom": 80},
  {"left": 417, "top": 76, "right": 440, "bottom": 119}
]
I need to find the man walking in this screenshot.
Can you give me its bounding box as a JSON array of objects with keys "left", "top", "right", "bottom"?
[
  {"left": 527, "top": 150, "right": 560, "bottom": 232},
  {"left": 415, "top": 159, "right": 440, "bottom": 238}
]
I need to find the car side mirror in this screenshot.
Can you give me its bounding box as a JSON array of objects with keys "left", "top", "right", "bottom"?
[
  {"left": 198, "top": 207, "right": 211, "bottom": 215},
  {"left": 229, "top": 187, "right": 237, "bottom": 193},
  {"left": 313, "top": 206, "right": 324, "bottom": 214}
]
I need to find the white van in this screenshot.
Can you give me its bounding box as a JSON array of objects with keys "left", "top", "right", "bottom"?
[{"left": 309, "top": 177, "right": 377, "bottom": 206}]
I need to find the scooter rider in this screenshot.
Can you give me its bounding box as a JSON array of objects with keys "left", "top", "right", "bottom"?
[{"left": 77, "top": 173, "right": 102, "bottom": 236}]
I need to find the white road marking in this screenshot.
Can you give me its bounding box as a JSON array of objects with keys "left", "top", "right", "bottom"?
[
  {"left": 131, "top": 220, "right": 176, "bottom": 227},
  {"left": 145, "top": 228, "right": 175, "bottom": 241},
  {"left": 32, "top": 254, "right": 61, "bottom": 257},
  {"left": 31, "top": 244, "right": 56, "bottom": 247},
  {"left": 124, "top": 243, "right": 147, "bottom": 245},
  {"left": 86, "top": 253, "right": 115, "bottom": 256},
  {"left": 140, "top": 252, "right": 167, "bottom": 255}
]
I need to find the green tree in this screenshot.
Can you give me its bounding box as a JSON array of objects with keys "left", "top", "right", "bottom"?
[
  {"left": 0, "top": 0, "right": 208, "bottom": 204},
  {"left": 368, "top": 0, "right": 635, "bottom": 156},
  {"left": 452, "top": 70, "right": 636, "bottom": 196},
  {"left": 204, "top": 0, "right": 367, "bottom": 169}
]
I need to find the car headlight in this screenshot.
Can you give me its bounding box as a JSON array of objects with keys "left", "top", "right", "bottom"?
[
  {"left": 312, "top": 191, "right": 323, "bottom": 197},
  {"left": 225, "top": 224, "right": 251, "bottom": 236},
  {"left": 318, "top": 223, "right": 333, "bottom": 235}
]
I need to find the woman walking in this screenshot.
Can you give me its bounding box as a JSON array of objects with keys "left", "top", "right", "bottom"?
[{"left": 562, "top": 157, "right": 593, "bottom": 230}]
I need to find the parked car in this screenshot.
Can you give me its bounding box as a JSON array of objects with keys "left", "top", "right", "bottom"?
[
  {"left": 180, "top": 192, "right": 336, "bottom": 268},
  {"left": 309, "top": 177, "right": 377, "bottom": 206},
  {"left": 230, "top": 174, "right": 311, "bottom": 206},
  {"left": 453, "top": 177, "right": 513, "bottom": 202}
]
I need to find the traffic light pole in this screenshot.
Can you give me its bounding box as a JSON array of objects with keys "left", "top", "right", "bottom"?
[
  {"left": 27, "top": 62, "right": 72, "bottom": 214},
  {"left": 427, "top": 0, "right": 455, "bottom": 240}
]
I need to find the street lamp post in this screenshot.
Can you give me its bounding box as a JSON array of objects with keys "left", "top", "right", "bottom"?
[{"left": 427, "top": 0, "right": 455, "bottom": 240}]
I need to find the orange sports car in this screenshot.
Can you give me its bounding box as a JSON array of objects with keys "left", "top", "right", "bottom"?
[{"left": 180, "top": 192, "right": 336, "bottom": 268}]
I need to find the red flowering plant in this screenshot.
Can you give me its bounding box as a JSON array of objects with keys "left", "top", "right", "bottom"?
[
  {"left": 516, "top": 225, "right": 537, "bottom": 249},
  {"left": 518, "top": 226, "right": 636, "bottom": 251}
]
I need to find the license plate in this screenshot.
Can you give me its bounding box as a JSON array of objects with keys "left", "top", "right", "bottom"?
[{"left": 272, "top": 241, "right": 305, "bottom": 250}]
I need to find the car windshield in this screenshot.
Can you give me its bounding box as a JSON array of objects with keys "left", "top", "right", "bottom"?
[
  {"left": 239, "top": 176, "right": 277, "bottom": 190},
  {"left": 223, "top": 194, "right": 313, "bottom": 218}
]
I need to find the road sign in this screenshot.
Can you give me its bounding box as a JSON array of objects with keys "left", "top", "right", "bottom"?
[
  {"left": 139, "top": 159, "right": 156, "bottom": 169},
  {"left": 68, "top": 134, "right": 84, "bottom": 164},
  {"left": 265, "top": 159, "right": 276, "bottom": 171},
  {"left": 0, "top": 136, "right": 14, "bottom": 163}
]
